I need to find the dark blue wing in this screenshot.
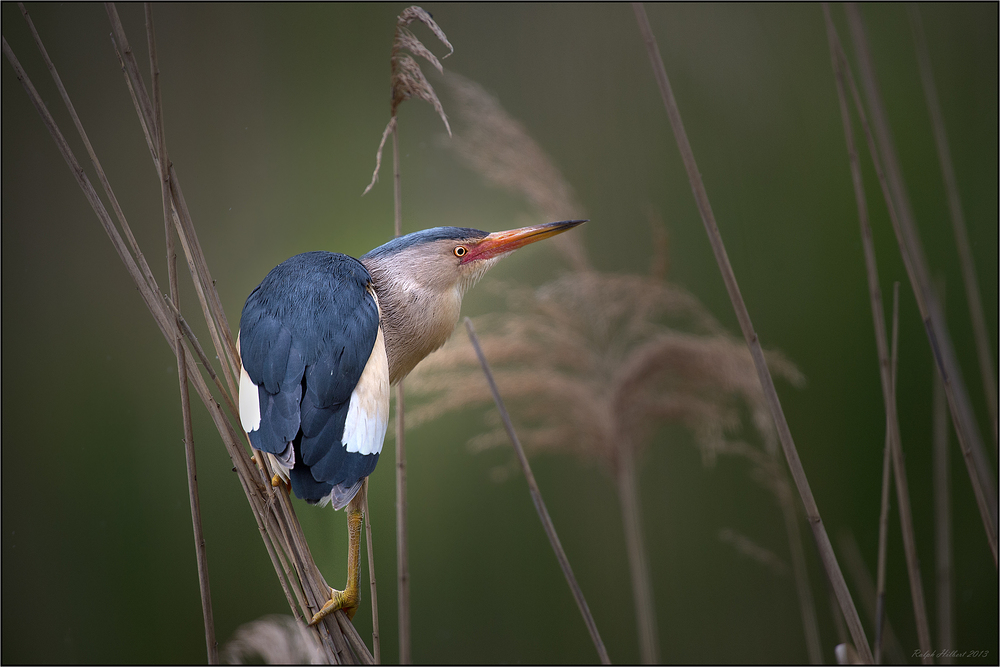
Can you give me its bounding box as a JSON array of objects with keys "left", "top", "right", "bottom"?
[{"left": 239, "top": 251, "right": 382, "bottom": 507}]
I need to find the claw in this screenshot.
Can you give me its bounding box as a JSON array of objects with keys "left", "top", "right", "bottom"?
[{"left": 309, "top": 586, "right": 358, "bottom": 625}]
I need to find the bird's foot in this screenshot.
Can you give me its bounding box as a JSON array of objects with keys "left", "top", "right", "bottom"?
[
  {"left": 309, "top": 586, "right": 358, "bottom": 625},
  {"left": 270, "top": 473, "right": 290, "bottom": 491}
]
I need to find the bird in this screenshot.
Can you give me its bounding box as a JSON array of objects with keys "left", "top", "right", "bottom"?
[{"left": 237, "top": 219, "right": 585, "bottom": 624}]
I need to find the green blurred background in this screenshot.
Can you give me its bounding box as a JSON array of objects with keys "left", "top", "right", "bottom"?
[{"left": 2, "top": 3, "right": 996, "bottom": 664}]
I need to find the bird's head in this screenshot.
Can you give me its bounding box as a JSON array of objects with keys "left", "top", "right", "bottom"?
[
  {"left": 360, "top": 219, "right": 584, "bottom": 383},
  {"left": 361, "top": 219, "right": 585, "bottom": 297}
]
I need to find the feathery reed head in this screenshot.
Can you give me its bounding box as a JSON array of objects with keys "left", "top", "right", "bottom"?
[
  {"left": 407, "top": 262, "right": 804, "bottom": 474},
  {"left": 364, "top": 6, "right": 453, "bottom": 195}
]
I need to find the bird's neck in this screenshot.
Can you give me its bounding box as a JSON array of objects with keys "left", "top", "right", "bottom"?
[{"left": 362, "top": 259, "right": 463, "bottom": 385}]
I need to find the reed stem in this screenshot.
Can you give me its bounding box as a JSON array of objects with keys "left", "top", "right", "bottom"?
[
  {"left": 932, "top": 280, "right": 955, "bottom": 663},
  {"left": 616, "top": 440, "right": 659, "bottom": 664},
  {"left": 839, "top": 532, "right": 906, "bottom": 664},
  {"left": 362, "top": 480, "right": 381, "bottom": 663},
  {"left": 874, "top": 283, "right": 900, "bottom": 664},
  {"left": 779, "top": 488, "right": 823, "bottom": 664},
  {"left": 465, "top": 318, "right": 611, "bottom": 665},
  {"left": 144, "top": 4, "right": 218, "bottom": 661},
  {"left": 391, "top": 121, "right": 412, "bottom": 666},
  {"left": 908, "top": 6, "right": 998, "bottom": 452}
]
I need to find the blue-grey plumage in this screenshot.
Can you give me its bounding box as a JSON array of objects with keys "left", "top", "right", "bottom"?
[
  {"left": 240, "top": 251, "right": 383, "bottom": 508},
  {"left": 238, "top": 220, "right": 586, "bottom": 513}
]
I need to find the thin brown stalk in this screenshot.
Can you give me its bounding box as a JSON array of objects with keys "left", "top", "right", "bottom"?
[
  {"left": 392, "top": 122, "right": 412, "bottom": 665},
  {"left": 874, "top": 283, "right": 900, "bottom": 664},
  {"left": 168, "top": 165, "right": 241, "bottom": 387},
  {"left": 465, "top": 318, "right": 611, "bottom": 665},
  {"left": 105, "top": 29, "right": 240, "bottom": 428},
  {"left": 16, "top": 2, "right": 161, "bottom": 299},
  {"left": 874, "top": 428, "right": 891, "bottom": 665},
  {"left": 112, "top": 18, "right": 228, "bottom": 390},
  {"left": 174, "top": 331, "right": 217, "bottom": 660},
  {"left": 933, "top": 279, "right": 954, "bottom": 663},
  {"left": 270, "top": 471, "right": 370, "bottom": 662},
  {"left": 826, "top": 574, "right": 850, "bottom": 648},
  {"left": 363, "top": 117, "right": 396, "bottom": 196},
  {"left": 616, "top": 439, "right": 659, "bottom": 664},
  {"left": 105, "top": 18, "right": 241, "bottom": 409},
  {"left": 779, "top": 490, "right": 823, "bottom": 664},
  {"left": 874, "top": 429, "right": 892, "bottom": 665},
  {"left": 362, "top": 480, "right": 381, "bottom": 663},
  {"left": 145, "top": 5, "right": 217, "bottom": 661},
  {"left": 106, "top": 2, "right": 155, "bottom": 144},
  {"left": 838, "top": 532, "right": 906, "bottom": 665},
  {"left": 884, "top": 296, "right": 933, "bottom": 663},
  {"left": 843, "top": 3, "right": 997, "bottom": 564},
  {"left": 394, "top": 379, "right": 409, "bottom": 665},
  {"left": 631, "top": 3, "right": 873, "bottom": 661},
  {"left": 0, "top": 38, "right": 173, "bottom": 363},
  {"left": 328, "top": 612, "right": 356, "bottom": 665},
  {"left": 106, "top": 3, "right": 241, "bottom": 396},
  {"left": 909, "top": 5, "right": 998, "bottom": 451},
  {"left": 200, "top": 371, "right": 343, "bottom": 663},
  {"left": 162, "top": 294, "right": 240, "bottom": 420},
  {"left": 392, "top": 122, "right": 402, "bottom": 239},
  {"left": 338, "top": 612, "right": 375, "bottom": 666},
  {"left": 169, "top": 193, "right": 240, "bottom": 402}
]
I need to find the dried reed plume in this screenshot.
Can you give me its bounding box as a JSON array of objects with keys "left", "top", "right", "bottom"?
[
  {"left": 223, "top": 615, "right": 326, "bottom": 665},
  {"left": 718, "top": 528, "right": 790, "bottom": 578},
  {"left": 364, "top": 6, "right": 452, "bottom": 196},
  {"left": 409, "top": 271, "right": 803, "bottom": 468}
]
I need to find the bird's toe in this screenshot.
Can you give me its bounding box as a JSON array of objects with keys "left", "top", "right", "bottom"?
[{"left": 309, "top": 586, "right": 358, "bottom": 625}]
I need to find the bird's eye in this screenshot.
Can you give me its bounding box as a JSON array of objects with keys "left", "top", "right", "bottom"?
[{"left": 454, "top": 246, "right": 467, "bottom": 257}]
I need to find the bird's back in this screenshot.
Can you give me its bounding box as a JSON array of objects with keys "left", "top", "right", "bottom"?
[{"left": 239, "top": 251, "right": 389, "bottom": 508}]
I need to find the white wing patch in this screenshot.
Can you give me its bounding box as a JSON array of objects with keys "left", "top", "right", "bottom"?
[
  {"left": 342, "top": 324, "right": 390, "bottom": 455},
  {"left": 239, "top": 362, "right": 262, "bottom": 434},
  {"left": 238, "top": 334, "right": 293, "bottom": 477}
]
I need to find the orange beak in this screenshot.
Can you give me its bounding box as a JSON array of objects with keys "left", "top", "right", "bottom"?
[{"left": 463, "top": 219, "right": 586, "bottom": 263}]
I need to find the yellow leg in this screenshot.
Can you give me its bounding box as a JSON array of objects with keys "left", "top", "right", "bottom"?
[{"left": 309, "top": 492, "right": 364, "bottom": 624}]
